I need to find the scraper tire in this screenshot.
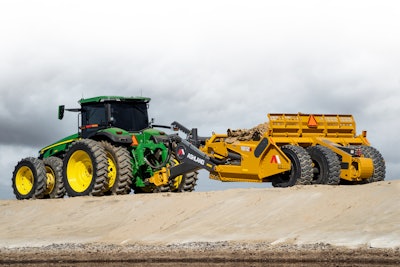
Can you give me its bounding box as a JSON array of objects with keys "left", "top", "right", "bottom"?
[
  {"left": 307, "top": 145, "right": 340, "bottom": 185},
  {"left": 359, "top": 146, "right": 385, "bottom": 182},
  {"left": 271, "top": 145, "right": 313, "bottom": 187}
]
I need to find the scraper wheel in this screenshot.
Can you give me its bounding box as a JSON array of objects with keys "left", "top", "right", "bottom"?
[{"left": 271, "top": 145, "right": 313, "bottom": 187}]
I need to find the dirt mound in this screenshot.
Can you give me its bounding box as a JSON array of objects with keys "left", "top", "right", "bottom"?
[
  {"left": 0, "top": 180, "right": 399, "bottom": 250},
  {"left": 225, "top": 122, "right": 269, "bottom": 143}
]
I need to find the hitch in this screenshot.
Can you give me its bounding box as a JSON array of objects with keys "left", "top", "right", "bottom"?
[
  {"left": 171, "top": 121, "right": 208, "bottom": 147},
  {"left": 149, "top": 167, "right": 169, "bottom": 186},
  {"left": 163, "top": 135, "right": 218, "bottom": 181}
]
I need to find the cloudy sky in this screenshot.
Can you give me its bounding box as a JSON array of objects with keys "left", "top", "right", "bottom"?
[{"left": 1, "top": 0, "right": 399, "bottom": 199}]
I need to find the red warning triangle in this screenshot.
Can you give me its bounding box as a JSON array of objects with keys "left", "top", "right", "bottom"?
[
  {"left": 308, "top": 115, "right": 318, "bottom": 128},
  {"left": 270, "top": 155, "right": 281, "bottom": 164}
]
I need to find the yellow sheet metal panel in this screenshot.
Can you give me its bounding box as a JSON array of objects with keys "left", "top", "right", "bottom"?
[
  {"left": 203, "top": 136, "right": 292, "bottom": 182},
  {"left": 268, "top": 113, "right": 356, "bottom": 138}
]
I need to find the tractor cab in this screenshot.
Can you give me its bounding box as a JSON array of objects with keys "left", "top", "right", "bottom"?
[{"left": 59, "top": 96, "right": 151, "bottom": 138}]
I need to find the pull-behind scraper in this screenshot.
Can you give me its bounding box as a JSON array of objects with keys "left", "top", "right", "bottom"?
[
  {"left": 12, "top": 96, "right": 385, "bottom": 200},
  {"left": 152, "top": 113, "right": 385, "bottom": 188}
]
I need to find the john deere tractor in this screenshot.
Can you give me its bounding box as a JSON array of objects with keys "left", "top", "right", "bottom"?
[{"left": 12, "top": 96, "right": 198, "bottom": 199}]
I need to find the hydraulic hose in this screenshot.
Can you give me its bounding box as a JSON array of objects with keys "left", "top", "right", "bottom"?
[{"left": 143, "top": 139, "right": 174, "bottom": 170}]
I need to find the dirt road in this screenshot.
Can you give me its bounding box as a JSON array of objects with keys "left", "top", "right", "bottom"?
[{"left": 0, "top": 180, "right": 399, "bottom": 265}]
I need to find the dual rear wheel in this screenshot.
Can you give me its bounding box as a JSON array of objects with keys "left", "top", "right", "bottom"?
[{"left": 272, "top": 145, "right": 385, "bottom": 188}]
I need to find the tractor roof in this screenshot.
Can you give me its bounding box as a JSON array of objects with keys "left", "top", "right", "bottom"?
[{"left": 79, "top": 96, "right": 151, "bottom": 105}]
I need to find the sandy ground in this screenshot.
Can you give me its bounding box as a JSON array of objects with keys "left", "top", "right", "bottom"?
[{"left": 0, "top": 180, "right": 399, "bottom": 265}]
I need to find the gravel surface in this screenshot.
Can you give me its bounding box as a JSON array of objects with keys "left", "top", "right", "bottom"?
[{"left": 1, "top": 242, "right": 399, "bottom": 266}]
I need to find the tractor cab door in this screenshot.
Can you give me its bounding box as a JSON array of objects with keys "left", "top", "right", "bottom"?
[{"left": 80, "top": 103, "right": 108, "bottom": 138}]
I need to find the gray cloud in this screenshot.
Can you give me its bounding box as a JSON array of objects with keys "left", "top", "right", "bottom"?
[{"left": 1, "top": 0, "right": 400, "bottom": 198}]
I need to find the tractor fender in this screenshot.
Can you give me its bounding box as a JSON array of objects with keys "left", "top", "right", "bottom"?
[{"left": 90, "top": 131, "right": 132, "bottom": 145}]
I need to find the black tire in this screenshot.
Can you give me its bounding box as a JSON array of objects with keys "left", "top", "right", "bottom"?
[
  {"left": 43, "top": 157, "right": 66, "bottom": 198},
  {"left": 164, "top": 170, "right": 199, "bottom": 193},
  {"left": 177, "top": 171, "right": 199, "bottom": 192},
  {"left": 359, "top": 145, "right": 386, "bottom": 182},
  {"left": 307, "top": 145, "right": 341, "bottom": 185},
  {"left": 271, "top": 145, "right": 313, "bottom": 187},
  {"left": 62, "top": 139, "right": 108, "bottom": 197},
  {"left": 101, "top": 141, "right": 133, "bottom": 195},
  {"left": 12, "top": 157, "right": 47, "bottom": 200},
  {"left": 143, "top": 155, "right": 199, "bottom": 193}
]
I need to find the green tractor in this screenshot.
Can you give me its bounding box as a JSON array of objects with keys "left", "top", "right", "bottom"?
[{"left": 12, "top": 96, "right": 198, "bottom": 199}]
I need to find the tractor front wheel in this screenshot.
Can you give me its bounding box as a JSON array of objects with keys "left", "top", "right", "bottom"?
[
  {"left": 12, "top": 157, "right": 47, "bottom": 200},
  {"left": 62, "top": 139, "right": 108, "bottom": 197},
  {"left": 43, "top": 157, "right": 65, "bottom": 198}
]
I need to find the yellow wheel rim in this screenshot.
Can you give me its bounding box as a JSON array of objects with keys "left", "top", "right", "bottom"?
[
  {"left": 106, "top": 151, "right": 117, "bottom": 190},
  {"left": 15, "top": 166, "right": 34, "bottom": 195},
  {"left": 45, "top": 166, "right": 56, "bottom": 195},
  {"left": 171, "top": 159, "right": 183, "bottom": 190},
  {"left": 67, "top": 150, "right": 93, "bottom": 193}
]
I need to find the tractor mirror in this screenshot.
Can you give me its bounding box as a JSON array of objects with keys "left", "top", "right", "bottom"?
[{"left": 58, "top": 105, "right": 65, "bottom": 120}]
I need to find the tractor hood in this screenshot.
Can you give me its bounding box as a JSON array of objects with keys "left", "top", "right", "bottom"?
[{"left": 39, "top": 133, "right": 80, "bottom": 159}]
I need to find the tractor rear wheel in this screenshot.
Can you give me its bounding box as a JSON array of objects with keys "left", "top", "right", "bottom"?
[
  {"left": 359, "top": 146, "right": 386, "bottom": 183},
  {"left": 62, "top": 139, "right": 108, "bottom": 197},
  {"left": 12, "top": 157, "right": 47, "bottom": 200},
  {"left": 101, "top": 141, "right": 133, "bottom": 195},
  {"left": 307, "top": 145, "right": 341, "bottom": 185},
  {"left": 271, "top": 145, "right": 313, "bottom": 187},
  {"left": 43, "top": 157, "right": 65, "bottom": 198}
]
